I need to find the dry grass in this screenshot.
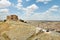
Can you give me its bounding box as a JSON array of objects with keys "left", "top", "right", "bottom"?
[{"left": 0, "top": 21, "right": 36, "bottom": 40}]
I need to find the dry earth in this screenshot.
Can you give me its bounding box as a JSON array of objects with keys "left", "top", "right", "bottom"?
[
  {"left": 27, "top": 20, "right": 60, "bottom": 31},
  {"left": 0, "top": 20, "right": 60, "bottom": 40}
]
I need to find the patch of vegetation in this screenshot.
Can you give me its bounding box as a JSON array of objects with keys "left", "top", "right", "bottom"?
[{"left": 20, "top": 19, "right": 27, "bottom": 23}]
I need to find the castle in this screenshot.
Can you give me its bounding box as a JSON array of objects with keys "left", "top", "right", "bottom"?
[{"left": 7, "top": 15, "right": 18, "bottom": 21}]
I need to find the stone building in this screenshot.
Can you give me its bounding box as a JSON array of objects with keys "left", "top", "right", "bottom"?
[{"left": 7, "top": 15, "right": 18, "bottom": 21}]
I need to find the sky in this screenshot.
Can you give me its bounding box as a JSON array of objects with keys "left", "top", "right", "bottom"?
[{"left": 0, "top": 0, "right": 60, "bottom": 20}]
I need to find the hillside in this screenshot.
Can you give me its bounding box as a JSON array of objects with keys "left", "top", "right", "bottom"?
[
  {"left": 0, "top": 20, "right": 60, "bottom": 40},
  {"left": 0, "top": 20, "right": 36, "bottom": 40}
]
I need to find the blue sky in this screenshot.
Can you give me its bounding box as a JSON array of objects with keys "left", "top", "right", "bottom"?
[{"left": 0, "top": 0, "right": 60, "bottom": 20}]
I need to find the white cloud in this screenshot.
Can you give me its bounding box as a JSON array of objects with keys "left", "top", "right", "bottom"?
[
  {"left": 36, "top": 0, "right": 52, "bottom": 4},
  {"left": 16, "top": 3, "right": 23, "bottom": 10},
  {"left": 0, "top": 0, "right": 11, "bottom": 8},
  {"left": 0, "top": 9, "right": 9, "bottom": 13},
  {"left": 49, "top": 5, "right": 59, "bottom": 11},
  {"left": 16, "top": 4, "right": 39, "bottom": 19},
  {"left": 0, "top": 8, "right": 9, "bottom": 20},
  {"left": 16, "top": 0, "right": 59, "bottom": 20},
  {"left": 16, "top": 0, "right": 23, "bottom": 10},
  {"left": 16, "top": 0, "right": 39, "bottom": 15},
  {"left": 23, "top": 5, "right": 59, "bottom": 20},
  {"left": 23, "top": 4, "right": 39, "bottom": 17},
  {"left": 43, "top": 5, "right": 59, "bottom": 15},
  {"left": 27, "top": 4, "right": 38, "bottom": 9},
  {"left": 16, "top": 0, "right": 39, "bottom": 19}
]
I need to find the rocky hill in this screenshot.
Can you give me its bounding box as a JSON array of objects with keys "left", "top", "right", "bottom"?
[
  {"left": 0, "top": 15, "right": 60, "bottom": 40},
  {"left": 0, "top": 20, "right": 60, "bottom": 40},
  {"left": 0, "top": 20, "right": 36, "bottom": 40}
]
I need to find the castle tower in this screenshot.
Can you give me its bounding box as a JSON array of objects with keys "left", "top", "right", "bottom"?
[{"left": 7, "top": 15, "right": 18, "bottom": 21}]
